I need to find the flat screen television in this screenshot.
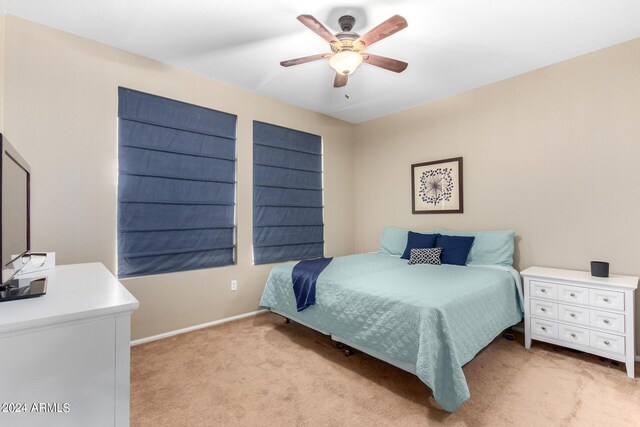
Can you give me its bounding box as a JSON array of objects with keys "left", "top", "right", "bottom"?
[{"left": 0, "top": 133, "right": 31, "bottom": 283}]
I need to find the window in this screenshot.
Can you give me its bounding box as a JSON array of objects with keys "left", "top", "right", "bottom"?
[
  {"left": 117, "top": 88, "right": 237, "bottom": 278},
  {"left": 253, "top": 121, "right": 323, "bottom": 264}
]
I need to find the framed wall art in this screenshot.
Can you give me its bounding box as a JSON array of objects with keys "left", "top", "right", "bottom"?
[{"left": 411, "top": 157, "right": 463, "bottom": 214}]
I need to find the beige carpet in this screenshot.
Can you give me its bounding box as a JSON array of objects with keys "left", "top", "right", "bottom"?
[{"left": 131, "top": 312, "right": 639, "bottom": 426}]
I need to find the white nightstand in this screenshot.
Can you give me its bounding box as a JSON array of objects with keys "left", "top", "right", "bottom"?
[{"left": 521, "top": 266, "right": 638, "bottom": 378}]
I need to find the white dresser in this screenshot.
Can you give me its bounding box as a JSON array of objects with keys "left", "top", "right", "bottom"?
[
  {"left": 0, "top": 263, "right": 139, "bottom": 426},
  {"left": 521, "top": 266, "right": 637, "bottom": 378}
]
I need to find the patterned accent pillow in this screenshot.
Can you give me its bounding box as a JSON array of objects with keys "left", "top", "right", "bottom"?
[{"left": 408, "top": 247, "right": 442, "bottom": 265}]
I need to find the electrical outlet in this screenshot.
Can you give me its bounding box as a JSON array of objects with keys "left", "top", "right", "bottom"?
[{"left": 230, "top": 280, "right": 238, "bottom": 291}]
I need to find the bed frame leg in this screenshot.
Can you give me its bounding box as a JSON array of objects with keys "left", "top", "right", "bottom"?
[
  {"left": 334, "top": 341, "right": 354, "bottom": 356},
  {"left": 285, "top": 318, "right": 291, "bottom": 324},
  {"left": 503, "top": 327, "right": 515, "bottom": 341}
]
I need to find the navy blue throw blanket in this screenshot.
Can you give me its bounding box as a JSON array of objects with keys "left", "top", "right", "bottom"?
[{"left": 291, "top": 257, "right": 333, "bottom": 311}]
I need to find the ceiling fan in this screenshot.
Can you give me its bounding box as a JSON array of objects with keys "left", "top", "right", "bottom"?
[{"left": 281, "top": 14, "right": 408, "bottom": 88}]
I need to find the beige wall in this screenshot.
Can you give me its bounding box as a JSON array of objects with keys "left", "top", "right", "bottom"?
[
  {"left": 1, "top": 16, "right": 355, "bottom": 340},
  {"left": 354, "top": 39, "right": 640, "bottom": 352},
  {"left": 0, "top": 15, "right": 5, "bottom": 130}
]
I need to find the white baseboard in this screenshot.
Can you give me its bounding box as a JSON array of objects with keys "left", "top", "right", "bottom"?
[
  {"left": 131, "top": 315, "right": 640, "bottom": 363},
  {"left": 130, "top": 309, "right": 267, "bottom": 346},
  {"left": 511, "top": 326, "right": 640, "bottom": 363}
]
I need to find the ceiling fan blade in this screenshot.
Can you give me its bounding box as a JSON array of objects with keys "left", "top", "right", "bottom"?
[
  {"left": 334, "top": 73, "right": 348, "bottom": 88},
  {"left": 280, "top": 53, "right": 330, "bottom": 67},
  {"left": 356, "top": 15, "right": 407, "bottom": 48},
  {"left": 297, "top": 15, "right": 339, "bottom": 43},
  {"left": 362, "top": 53, "right": 408, "bottom": 73}
]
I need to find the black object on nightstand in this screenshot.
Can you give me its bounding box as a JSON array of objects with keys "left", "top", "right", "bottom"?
[{"left": 591, "top": 261, "right": 609, "bottom": 278}]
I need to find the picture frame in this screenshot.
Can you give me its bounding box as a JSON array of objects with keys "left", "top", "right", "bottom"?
[{"left": 411, "top": 157, "right": 463, "bottom": 214}]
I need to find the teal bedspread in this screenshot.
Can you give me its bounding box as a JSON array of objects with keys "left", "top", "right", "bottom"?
[{"left": 259, "top": 253, "right": 523, "bottom": 412}]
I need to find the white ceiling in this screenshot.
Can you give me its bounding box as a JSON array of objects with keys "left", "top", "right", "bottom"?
[{"left": 2, "top": 0, "right": 640, "bottom": 123}]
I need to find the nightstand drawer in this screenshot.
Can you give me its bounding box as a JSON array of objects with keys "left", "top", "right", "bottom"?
[
  {"left": 530, "top": 280, "right": 557, "bottom": 300},
  {"left": 590, "top": 310, "right": 625, "bottom": 333},
  {"left": 559, "top": 324, "right": 589, "bottom": 347},
  {"left": 530, "top": 299, "right": 557, "bottom": 319},
  {"left": 558, "top": 304, "right": 589, "bottom": 326},
  {"left": 557, "top": 284, "right": 589, "bottom": 305},
  {"left": 590, "top": 330, "right": 625, "bottom": 355},
  {"left": 589, "top": 289, "right": 624, "bottom": 311},
  {"left": 531, "top": 318, "right": 558, "bottom": 339}
]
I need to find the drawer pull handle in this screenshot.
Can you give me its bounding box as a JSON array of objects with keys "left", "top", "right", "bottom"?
[
  {"left": 570, "top": 313, "right": 576, "bottom": 318},
  {"left": 604, "top": 340, "right": 610, "bottom": 345},
  {"left": 541, "top": 308, "right": 546, "bottom": 312},
  {"left": 540, "top": 289, "right": 546, "bottom": 293},
  {"left": 603, "top": 319, "right": 610, "bottom": 324},
  {"left": 570, "top": 293, "right": 576, "bottom": 297},
  {"left": 570, "top": 333, "right": 576, "bottom": 338},
  {"left": 603, "top": 297, "right": 610, "bottom": 302},
  {"left": 541, "top": 326, "right": 547, "bottom": 331}
]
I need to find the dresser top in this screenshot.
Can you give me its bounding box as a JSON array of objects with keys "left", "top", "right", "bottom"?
[
  {"left": 0, "top": 263, "right": 139, "bottom": 334},
  {"left": 520, "top": 266, "right": 638, "bottom": 290}
]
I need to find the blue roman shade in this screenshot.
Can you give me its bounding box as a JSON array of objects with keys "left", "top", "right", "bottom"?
[
  {"left": 118, "top": 87, "right": 237, "bottom": 278},
  {"left": 253, "top": 121, "right": 323, "bottom": 264}
]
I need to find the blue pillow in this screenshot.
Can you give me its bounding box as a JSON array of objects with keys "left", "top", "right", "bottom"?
[
  {"left": 401, "top": 231, "right": 439, "bottom": 259},
  {"left": 436, "top": 234, "right": 475, "bottom": 266},
  {"left": 379, "top": 227, "right": 437, "bottom": 256},
  {"left": 436, "top": 229, "right": 515, "bottom": 266}
]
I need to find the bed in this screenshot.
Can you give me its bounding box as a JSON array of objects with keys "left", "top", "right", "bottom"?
[{"left": 259, "top": 249, "right": 523, "bottom": 412}]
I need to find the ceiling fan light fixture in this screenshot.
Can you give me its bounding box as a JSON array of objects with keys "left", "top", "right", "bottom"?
[{"left": 329, "top": 50, "right": 363, "bottom": 76}]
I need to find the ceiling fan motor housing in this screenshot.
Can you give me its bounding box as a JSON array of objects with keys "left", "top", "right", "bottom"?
[
  {"left": 332, "top": 16, "right": 362, "bottom": 53},
  {"left": 338, "top": 15, "right": 356, "bottom": 32}
]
